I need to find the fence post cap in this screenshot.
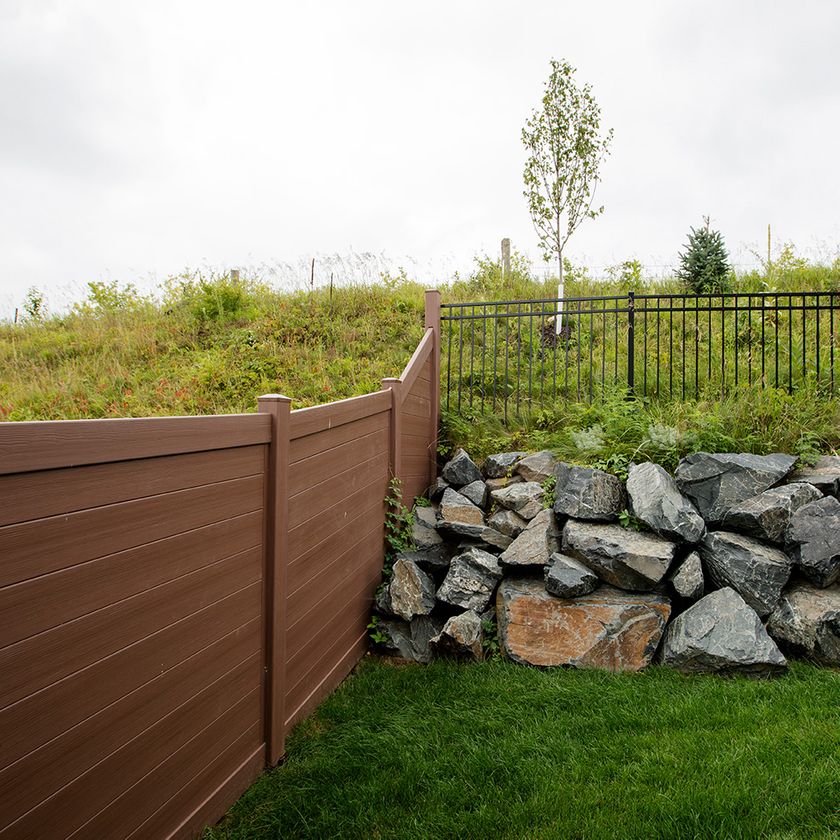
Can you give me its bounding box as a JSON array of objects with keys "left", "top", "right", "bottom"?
[{"left": 257, "top": 393, "right": 292, "bottom": 403}]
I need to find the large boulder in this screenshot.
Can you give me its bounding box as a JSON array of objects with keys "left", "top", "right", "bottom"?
[
  {"left": 430, "top": 609, "right": 484, "bottom": 659},
  {"left": 699, "top": 531, "right": 792, "bottom": 617},
  {"left": 496, "top": 578, "right": 671, "bottom": 672},
  {"left": 436, "top": 547, "right": 503, "bottom": 612},
  {"left": 499, "top": 508, "right": 559, "bottom": 567},
  {"left": 515, "top": 450, "right": 558, "bottom": 484},
  {"left": 544, "top": 553, "right": 599, "bottom": 598},
  {"left": 412, "top": 505, "right": 443, "bottom": 549},
  {"left": 460, "top": 480, "right": 490, "bottom": 510},
  {"left": 668, "top": 551, "right": 704, "bottom": 601},
  {"left": 626, "top": 462, "right": 705, "bottom": 544},
  {"left": 490, "top": 481, "right": 545, "bottom": 520},
  {"left": 396, "top": 544, "right": 455, "bottom": 574},
  {"left": 487, "top": 509, "right": 528, "bottom": 538},
  {"left": 553, "top": 464, "right": 625, "bottom": 522},
  {"left": 483, "top": 451, "right": 527, "bottom": 479},
  {"left": 439, "top": 487, "right": 484, "bottom": 527},
  {"left": 441, "top": 448, "right": 482, "bottom": 488},
  {"left": 426, "top": 477, "right": 449, "bottom": 503},
  {"left": 661, "top": 587, "right": 787, "bottom": 676},
  {"left": 785, "top": 496, "right": 840, "bottom": 587},
  {"left": 723, "top": 482, "right": 822, "bottom": 544},
  {"left": 438, "top": 521, "right": 512, "bottom": 551},
  {"left": 380, "top": 558, "right": 436, "bottom": 620},
  {"left": 766, "top": 581, "right": 840, "bottom": 666},
  {"left": 377, "top": 615, "right": 445, "bottom": 664},
  {"left": 789, "top": 455, "right": 840, "bottom": 498},
  {"left": 562, "top": 520, "right": 676, "bottom": 591},
  {"left": 674, "top": 452, "right": 797, "bottom": 525}
]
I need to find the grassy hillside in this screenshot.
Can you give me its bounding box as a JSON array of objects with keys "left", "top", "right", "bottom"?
[{"left": 1, "top": 257, "right": 839, "bottom": 467}]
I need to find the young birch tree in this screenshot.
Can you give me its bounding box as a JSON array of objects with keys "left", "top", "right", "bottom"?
[{"left": 522, "top": 59, "right": 613, "bottom": 332}]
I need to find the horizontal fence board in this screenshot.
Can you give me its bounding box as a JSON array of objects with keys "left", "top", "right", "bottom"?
[
  {"left": 402, "top": 411, "right": 431, "bottom": 437},
  {"left": 289, "top": 412, "right": 387, "bottom": 464},
  {"left": 287, "top": 427, "right": 389, "bottom": 496},
  {"left": 287, "top": 522, "right": 384, "bottom": 627},
  {"left": 0, "top": 511, "right": 262, "bottom": 646},
  {"left": 287, "top": 477, "right": 386, "bottom": 567},
  {"left": 285, "top": 566, "right": 380, "bottom": 692},
  {"left": 289, "top": 390, "right": 390, "bottom": 440},
  {"left": 5, "top": 660, "right": 261, "bottom": 840},
  {"left": 287, "top": 451, "right": 388, "bottom": 531},
  {"left": 72, "top": 705, "right": 262, "bottom": 840},
  {"left": 0, "top": 474, "right": 263, "bottom": 587},
  {"left": 0, "top": 618, "right": 261, "bottom": 821},
  {"left": 403, "top": 454, "right": 433, "bottom": 480},
  {"left": 403, "top": 392, "right": 431, "bottom": 418},
  {"left": 0, "top": 413, "right": 270, "bottom": 475},
  {"left": 284, "top": 632, "right": 368, "bottom": 737},
  {"left": 0, "top": 548, "right": 261, "bottom": 711},
  {"left": 125, "top": 729, "right": 263, "bottom": 840},
  {"left": 402, "top": 478, "right": 428, "bottom": 505},
  {"left": 0, "top": 445, "right": 265, "bottom": 527},
  {"left": 0, "top": 583, "right": 261, "bottom": 772}
]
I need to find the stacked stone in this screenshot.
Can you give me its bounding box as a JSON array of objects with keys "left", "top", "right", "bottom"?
[{"left": 372, "top": 447, "right": 840, "bottom": 677}]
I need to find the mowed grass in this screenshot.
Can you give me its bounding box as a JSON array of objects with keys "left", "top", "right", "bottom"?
[{"left": 206, "top": 657, "right": 840, "bottom": 840}]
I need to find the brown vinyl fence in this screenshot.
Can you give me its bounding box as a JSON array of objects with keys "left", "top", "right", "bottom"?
[{"left": 0, "top": 291, "right": 442, "bottom": 840}]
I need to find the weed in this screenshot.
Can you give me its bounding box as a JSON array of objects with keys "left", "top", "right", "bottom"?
[
  {"left": 383, "top": 478, "right": 414, "bottom": 579},
  {"left": 366, "top": 614, "right": 389, "bottom": 646},
  {"left": 480, "top": 618, "right": 500, "bottom": 659},
  {"left": 540, "top": 474, "right": 557, "bottom": 508}
]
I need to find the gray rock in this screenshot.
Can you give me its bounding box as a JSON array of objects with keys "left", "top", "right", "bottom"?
[
  {"left": 724, "top": 482, "right": 822, "bottom": 544},
  {"left": 562, "top": 520, "right": 676, "bottom": 591},
  {"left": 789, "top": 455, "right": 840, "bottom": 498},
  {"left": 786, "top": 496, "right": 840, "bottom": 587},
  {"left": 497, "top": 578, "right": 671, "bottom": 672},
  {"left": 674, "top": 452, "right": 797, "bottom": 525},
  {"left": 430, "top": 609, "right": 484, "bottom": 659},
  {"left": 491, "top": 481, "right": 545, "bottom": 520},
  {"left": 378, "top": 615, "right": 446, "bottom": 664},
  {"left": 439, "top": 521, "right": 513, "bottom": 551},
  {"left": 669, "top": 551, "right": 704, "bottom": 601},
  {"left": 441, "top": 448, "right": 482, "bottom": 487},
  {"left": 661, "top": 587, "right": 787, "bottom": 676},
  {"left": 384, "top": 558, "right": 437, "bottom": 620},
  {"left": 544, "top": 553, "right": 599, "bottom": 598},
  {"left": 487, "top": 509, "right": 528, "bottom": 538},
  {"left": 411, "top": 504, "right": 442, "bottom": 549},
  {"left": 554, "top": 464, "right": 625, "bottom": 522},
  {"left": 499, "top": 508, "right": 559, "bottom": 567},
  {"left": 439, "top": 487, "right": 484, "bottom": 527},
  {"left": 483, "top": 451, "right": 527, "bottom": 479},
  {"left": 396, "top": 544, "right": 455, "bottom": 573},
  {"left": 426, "top": 477, "right": 449, "bottom": 502},
  {"left": 436, "top": 547, "right": 504, "bottom": 612},
  {"left": 767, "top": 581, "right": 840, "bottom": 666},
  {"left": 515, "top": 449, "right": 558, "bottom": 483},
  {"left": 699, "top": 531, "right": 792, "bottom": 617},
  {"left": 485, "top": 475, "right": 524, "bottom": 491},
  {"left": 627, "top": 462, "right": 705, "bottom": 543},
  {"left": 460, "top": 479, "right": 490, "bottom": 510}
]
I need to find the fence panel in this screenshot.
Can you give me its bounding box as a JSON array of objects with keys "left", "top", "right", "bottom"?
[
  {"left": 0, "top": 415, "right": 270, "bottom": 840},
  {"left": 441, "top": 291, "right": 839, "bottom": 421}
]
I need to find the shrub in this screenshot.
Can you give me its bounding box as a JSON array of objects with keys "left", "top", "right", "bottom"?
[{"left": 677, "top": 218, "right": 732, "bottom": 293}]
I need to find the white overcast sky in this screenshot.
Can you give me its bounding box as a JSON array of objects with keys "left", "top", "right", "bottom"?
[{"left": 1, "top": 1, "right": 839, "bottom": 312}]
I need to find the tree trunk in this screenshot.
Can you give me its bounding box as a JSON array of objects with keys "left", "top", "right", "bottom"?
[{"left": 555, "top": 248, "right": 564, "bottom": 336}]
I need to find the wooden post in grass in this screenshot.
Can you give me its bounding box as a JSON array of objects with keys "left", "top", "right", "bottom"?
[
  {"left": 381, "top": 377, "right": 403, "bottom": 502},
  {"left": 257, "top": 393, "right": 291, "bottom": 764}
]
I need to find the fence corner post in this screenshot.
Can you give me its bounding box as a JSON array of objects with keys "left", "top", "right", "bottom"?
[
  {"left": 381, "top": 377, "right": 403, "bottom": 502},
  {"left": 424, "top": 289, "right": 441, "bottom": 479},
  {"left": 257, "top": 393, "right": 291, "bottom": 765}
]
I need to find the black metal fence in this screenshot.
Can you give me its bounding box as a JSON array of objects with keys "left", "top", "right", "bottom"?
[{"left": 441, "top": 291, "right": 839, "bottom": 420}]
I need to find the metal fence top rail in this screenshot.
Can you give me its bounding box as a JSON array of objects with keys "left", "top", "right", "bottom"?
[{"left": 441, "top": 289, "right": 838, "bottom": 311}]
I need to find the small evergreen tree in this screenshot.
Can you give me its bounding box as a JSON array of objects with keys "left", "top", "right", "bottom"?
[{"left": 677, "top": 217, "right": 731, "bottom": 293}]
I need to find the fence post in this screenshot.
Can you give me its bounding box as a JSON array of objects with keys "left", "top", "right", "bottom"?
[
  {"left": 425, "top": 289, "right": 441, "bottom": 480},
  {"left": 257, "top": 393, "right": 291, "bottom": 765},
  {"left": 381, "top": 378, "right": 403, "bottom": 501},
  {"left": 627, "top": 291, "right": 635, "bottom": 396}
]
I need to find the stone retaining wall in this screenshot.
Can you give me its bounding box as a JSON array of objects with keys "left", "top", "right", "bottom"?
[{"left": 371, "top": 449, "right": 840, "bottom": 676}]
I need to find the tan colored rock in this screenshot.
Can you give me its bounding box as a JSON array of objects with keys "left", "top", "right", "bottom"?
[
  {"left": 496, "top": 578, "right": 671, "bottom": 672},
  {"left": 439, "top": 487, "right": 484, "bottom": 526}
]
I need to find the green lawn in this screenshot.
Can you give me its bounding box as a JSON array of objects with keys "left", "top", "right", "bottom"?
[{"left": 207, "top": 657, "right": 840, "bottom": 840}]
